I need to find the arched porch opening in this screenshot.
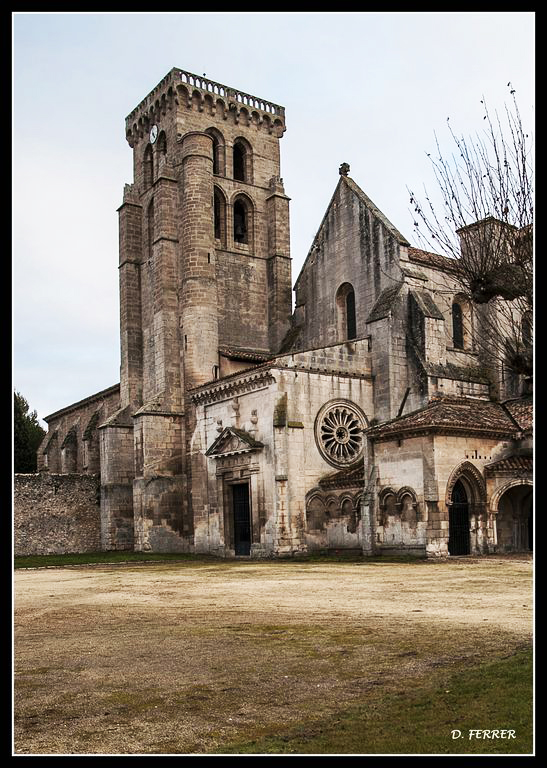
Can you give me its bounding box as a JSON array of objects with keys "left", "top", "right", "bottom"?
[
  {"left": 445, "top": 461, "right": 487, "bottom": 555},
  {"left": 494, "top": 483, "right": 533, "bottom": 552}
]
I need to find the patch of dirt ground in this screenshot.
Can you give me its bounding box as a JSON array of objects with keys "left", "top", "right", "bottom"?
[{"left": 13, "top": 555, "right": 533, "bottom": 755}]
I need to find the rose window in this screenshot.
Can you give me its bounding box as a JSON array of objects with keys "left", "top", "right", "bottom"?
[{"left": 315, "top": 400, "right": 366, "bottom": 468}]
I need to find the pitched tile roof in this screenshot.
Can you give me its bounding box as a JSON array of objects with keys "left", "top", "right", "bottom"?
[
  {"left": 484, "top": 455, "right": 533, "bottom": 474},
  {"left": 366, "top": 395, "right": 521, "bottom": 441},
  {"left": 218, "top": 346, "right": 272, "bottom": 362},
  {"left": 502, "top": 396, "right": 533, "bottom": 433},
  {"left": 407, "top": 247, "right": 460, "bottom": 274},
  {"left": 319, "top": 464, "right": 365, "bottom": 490}
]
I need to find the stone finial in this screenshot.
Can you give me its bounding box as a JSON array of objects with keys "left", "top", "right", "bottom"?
[
  {"left": 339, "top": 162, "right": 350, "bottom": 176},
  {"left": 268, "top": 176, "right": 286, "bottom": 194}
]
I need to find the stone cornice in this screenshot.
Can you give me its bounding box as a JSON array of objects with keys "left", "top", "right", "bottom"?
[{"left": 191, "top": 369, "right": 276, "bottom": 405}]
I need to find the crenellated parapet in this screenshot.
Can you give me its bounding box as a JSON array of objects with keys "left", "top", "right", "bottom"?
[{"left": 125, "top": 67, "right": 286, "bottom": 147}]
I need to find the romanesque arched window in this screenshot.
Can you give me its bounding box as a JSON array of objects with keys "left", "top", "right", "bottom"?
[
  {"left": 157, "top": 130, "right": 167, "bottom": 158},
  {"left": 214, "top": 186, "right": 227, "bottom": 247},
  {"left": 336, "top": 283, "right": 357, "bottom": 341},
  {"left": 306, "top": 495, "right": 327, "bottom": 531},
  {"left": 143, "top": 144, "right": 153, "bottom": 189},
  {"left": 233, "top": 138, "right": 253, "bottom": 183},
  {"left": 206, "top": 128, "right": 226, "bottom": 176},
  {"left": 452, "top": 301, "right": 464, "bottom": 349},
  {"left": 233, "top": 195, "right": 253, "bottom": 247},
  {"left": 147, "top": 199, "right": 154, "bottom": 260},
  {"left": 451, "top": 294, "right": 472, "bottom": 350},
  {"left": 233, "top": 142, "right": 246, "bottom": 181}
]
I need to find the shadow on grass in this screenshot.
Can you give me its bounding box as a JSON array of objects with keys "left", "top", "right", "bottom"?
[{"left": 213, "top": 647, "right": 533, "bottom": 755}]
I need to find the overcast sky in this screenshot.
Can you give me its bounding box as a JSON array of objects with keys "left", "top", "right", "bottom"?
[{"left": 12, "top": 12, "right": 535, "bottom": 426}]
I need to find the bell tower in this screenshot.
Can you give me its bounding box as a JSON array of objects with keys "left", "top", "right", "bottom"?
[{"left": 113, "top": 68, "right": 292, "bottom": 552}]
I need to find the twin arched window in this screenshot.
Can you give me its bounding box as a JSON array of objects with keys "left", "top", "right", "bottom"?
[{"left": 214, "top": 189, "right": 253, "bottom": 248}]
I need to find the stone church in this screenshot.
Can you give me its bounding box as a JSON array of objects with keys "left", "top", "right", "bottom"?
[{"left": 36, "top": 68, "right": 533, "bottom": 558}]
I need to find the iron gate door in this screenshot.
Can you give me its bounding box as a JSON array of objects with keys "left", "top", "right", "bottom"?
[
  {"left": 233, "top": 483, "right": 251, "bottom": 556},
  {"left": 448, "top": 480, "right": 470, "bottom": 555}
]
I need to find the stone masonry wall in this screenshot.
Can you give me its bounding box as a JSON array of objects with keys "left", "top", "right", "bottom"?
[{"left": 14, "top": 473, "right": 101, "bottom": 556}]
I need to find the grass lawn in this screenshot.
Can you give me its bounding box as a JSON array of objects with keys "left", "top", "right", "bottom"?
[
  {"left": 14, "top": 555, "right": 533, "bottom": 755},
  {"left": 215, "top": 647, "right": 533, "bottom": 754}
]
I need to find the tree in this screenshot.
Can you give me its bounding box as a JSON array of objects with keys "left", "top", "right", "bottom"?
[
  {"left": 14, "top": 391, "right": 46, "bottom": 473},
  {"left": 408, "top": 85, "right": 533, "bottom": 381}
]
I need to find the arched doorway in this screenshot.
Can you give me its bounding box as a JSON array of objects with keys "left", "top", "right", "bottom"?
[
  {"left": 448, "top": 480, "right": 470, "bottom": 555},
  {"left": 495, "top": 484, "right": 533, "bottom": 552}
]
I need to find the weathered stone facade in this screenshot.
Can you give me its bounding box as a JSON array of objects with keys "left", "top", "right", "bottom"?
[{"left": 29, "top": 68, "right": 533, "bottom": 559}]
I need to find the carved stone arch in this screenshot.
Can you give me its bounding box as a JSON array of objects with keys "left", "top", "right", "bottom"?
[
  {"left": 176, "top": 83, "right": 190, "bottom": 108},
  {"left": 273, "top": 118, "right": 285, "bottom": 137},
  {"left": 397, "top": 486, "right": 419, "bottom": 523},
  {"left": 323, "top": 494, "right": 338, "bottom": 519},
  {"left": 191, "top": 89, "right": 203, "bottom": 111},
  {"left": 305, "top": 490, "right": 327, "bottom": 531},
  {"left": 339, "top": 491, "right": 354, "bottom": 506},
  {"left": 378, "top": 487, "right": 398, "bottom": 526},
  {"left": 262, "top": 113, "right": 272, "bottom": 133},
  {"left": 490, "top": 478, "right": 533, "bottom": 514},
  {"left": 337, "top": 493, "right": 356, "bottom": 532},
  {"left": 445, "top": 461, "right": 487, "bottom": 507},
  {"left": 305, "top": 487, "right": 323, "bottom": 505},
  {"left": 203, "top": 93, "right": 214, "bottom": 115},
  {"left": 378, "top": 486, "right": 397, "bottom": 506},
  {"left": 352, "top": 490, "right": 364, "bottom": 509},
  {"left": 239, "top": 107, "right": 250, "bottom": 127}
]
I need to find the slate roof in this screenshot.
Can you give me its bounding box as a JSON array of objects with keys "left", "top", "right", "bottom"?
[{"left": 366, "top": 395, "right": 523, "bottom": 441}]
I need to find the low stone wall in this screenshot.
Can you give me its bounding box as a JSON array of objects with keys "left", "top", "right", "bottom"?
[{"left": 14, "top": 473, "right": 101, "bottom": 556}]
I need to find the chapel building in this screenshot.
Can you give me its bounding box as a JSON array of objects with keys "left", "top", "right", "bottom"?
[{"left": 37, "top": 68, "right": 533, "bottom": 558}]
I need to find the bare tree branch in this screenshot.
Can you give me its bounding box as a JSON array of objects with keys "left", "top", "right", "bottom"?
[{"left": 407, "top": 86, "right": 533, "bottom": 379}]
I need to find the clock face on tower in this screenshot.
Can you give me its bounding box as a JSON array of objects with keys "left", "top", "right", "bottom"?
[{"left": 149, "top": 124, "right": 158, "bottom": 144}]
